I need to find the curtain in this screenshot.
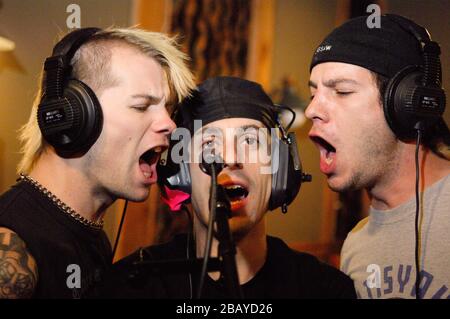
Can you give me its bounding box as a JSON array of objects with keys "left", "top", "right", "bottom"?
[{"left": 170, "top": 0, "right": 251, "bottom": 82}]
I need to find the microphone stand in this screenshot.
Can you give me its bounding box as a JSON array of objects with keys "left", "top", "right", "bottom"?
[
  {"left": 197, "top": 161, "right": 243, "bottom": 299},
  {"left": 214, "top": 184, "right": 243, "bottom": 299}
]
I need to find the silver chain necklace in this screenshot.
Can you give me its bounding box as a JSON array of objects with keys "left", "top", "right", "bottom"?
[{"left": 20, "top": 174, "right": 104, "bottom": 230}]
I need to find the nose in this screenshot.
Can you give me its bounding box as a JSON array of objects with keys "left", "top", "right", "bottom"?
[
  {"left": 153, "top": 108, "right": 176, "bottom": 136},
  {"left": 222, "top": 136, "right": 243, "bottom": 170},
  {"left": 305, "top": 92, "right": 328, "bottom": 123}
]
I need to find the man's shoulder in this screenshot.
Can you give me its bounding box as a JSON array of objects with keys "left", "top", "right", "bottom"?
[
  {"left": 266, "top": 236, "right": 356, "bottom": 298},
  {"left": 0, "top": 182, "right": 43, "bottom": 218},
  {"left": 0, "top": 183, "right": 36, "bottom": 229},
  {"left": 340, "top": 217, "right": 370, "bottom": 261},
  {"left": 267, "top": 236, "right": 348, "bottom": 278},
  {"left": 0, "top": 183, "right": 25, "bottom": 213},
  {"left": 0, "top": 182, "right": 53, "bottom": 235},
  {"left": 267, "top": 235, "right": 321, "bottom": 263},
  {"left": 349, "top": 217, "right": 369, "bottom": 235}
]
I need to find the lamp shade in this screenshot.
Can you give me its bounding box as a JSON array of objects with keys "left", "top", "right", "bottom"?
[{"left": 0, "top": 35, "right": 15, "bottom": 51}]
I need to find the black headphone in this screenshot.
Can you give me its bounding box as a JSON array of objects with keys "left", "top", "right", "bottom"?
[
  {"left": 268, "top": 117, "right": 312, "bottom": 212},
  {"left": 37, "top": 27, "right": 103, "bottom": 157},
  {"left": 157, "top": 108, "right": 312, "bottom": 213},
  {"left": 383, "top": 14, "right": 446, "bottom": 140}
]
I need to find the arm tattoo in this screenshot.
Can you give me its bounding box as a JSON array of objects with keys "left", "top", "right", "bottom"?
[{"left": 0, "top": 228, "right": 38, "bottom": 298}]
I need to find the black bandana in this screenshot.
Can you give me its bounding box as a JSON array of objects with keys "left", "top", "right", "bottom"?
[{"left": 176, "top": 76, "right": 277, "bottom": 134}]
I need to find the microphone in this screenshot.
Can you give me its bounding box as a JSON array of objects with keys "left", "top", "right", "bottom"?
[{"left": 199, "top": 152, "right": 224, "bottom": 176}]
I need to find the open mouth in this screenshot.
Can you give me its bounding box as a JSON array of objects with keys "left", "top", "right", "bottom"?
[
  {"left": 139, "top": 146, "right": 165, "bottom": 180},
  {"left": 223, "top": 184, "right": 249, "bottom": 203},
  {"left": 310, "top": 136, "right": 336, "bottom": 173},
  {"left": 140, "top": 147, "right": 163, "bottom": 165},
  {"left": 311, "top": 136, "right": 335, "bottom": 156}
]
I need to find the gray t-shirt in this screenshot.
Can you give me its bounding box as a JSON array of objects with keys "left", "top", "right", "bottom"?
[{"left": 341, "top": 174, "right": 450, "bottom": 299}]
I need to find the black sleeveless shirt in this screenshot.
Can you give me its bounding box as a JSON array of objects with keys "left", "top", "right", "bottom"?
[{"left": 0, "top": 180, "right": 112, "bottom": 298}]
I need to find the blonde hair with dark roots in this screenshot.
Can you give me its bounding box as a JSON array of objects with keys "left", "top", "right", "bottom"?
[{"left": 17, "top": 27, "right": 195, "bottom": 173}]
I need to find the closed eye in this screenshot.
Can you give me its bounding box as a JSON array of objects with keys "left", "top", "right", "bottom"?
[
  {"left": 336, "top": 91, "right": 353, "bottom": 96},
  {"left": 131, "top": 105, "right": 150, "bottom": 112},
  {"left": 130, "top": 94, "right": 164, "bottom": 112}
]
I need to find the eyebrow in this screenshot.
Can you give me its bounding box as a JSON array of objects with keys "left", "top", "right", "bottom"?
[
  {"left": 131, "top": 94, "right": 164, "bottom": 105},
  {"left": 240, "top": 124, "right": 265, "bottom": 132},
  {"left": 308, "top": 78, "right": 359, "bottom": 89},
  {"left": 202, "top": 124, "right": 264, "bottom": 132},
  {"left": 201, "top": 126, "right": 221, "bottom": 135}
]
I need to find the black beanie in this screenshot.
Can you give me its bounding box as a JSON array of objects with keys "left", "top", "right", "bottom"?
[
  {"left": 310, "top": 14, "right": 450, "bottom": 153},
  {"left": 310, "top": 14, "right": 426, "bottom": 78},
  {"left": 177, "top": 76, "right": 277, "bottom": 134}
]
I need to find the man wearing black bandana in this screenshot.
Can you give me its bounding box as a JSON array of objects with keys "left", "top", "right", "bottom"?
[{"left": 104, "top": 76, "right": 356, "bottom": 299}]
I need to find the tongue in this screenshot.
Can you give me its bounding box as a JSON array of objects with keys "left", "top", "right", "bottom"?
[
  {"left": 139, "top": 159, "right": 152, "bottom": 176},
  {"left": 229, "top": 196, "right": 242, "bottom": 202},
  {"left": 319, "top": 149, "right": 336, "bottom": 174}
]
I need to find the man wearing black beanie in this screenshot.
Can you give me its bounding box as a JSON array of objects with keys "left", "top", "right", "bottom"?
[{"left": 307, "top": 14, "right": 449, "bottom": 299}]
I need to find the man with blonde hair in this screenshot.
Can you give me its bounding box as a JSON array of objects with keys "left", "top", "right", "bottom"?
[{"left": 0, "top": 27, "right": 195, "bottom": 298}]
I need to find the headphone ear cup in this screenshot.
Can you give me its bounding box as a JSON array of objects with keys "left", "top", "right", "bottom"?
[
  {"left": 384, "top": 66, "right": 446, "bottom": 140},
  {"left": 286, "top": 133, "right": 303, "bottom": 202},
  {"left": 38, "top": 79, "right": 103, "bottom": 157},
  {"left": 269, "top": 133, "right": 303, "bottom": 212},
  {"left": 384, "top": 66, "right": 421, "bottom": 139},
  {"left": 269, "top": 134, "right": 285, "bottom": 210}
]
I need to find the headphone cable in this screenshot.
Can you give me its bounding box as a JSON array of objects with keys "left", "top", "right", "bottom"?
[
  {"left": 181, "top": 204, "right": 194, "bottom": 300},
  {"left": 414, "top": 123, "right": 423, "bottom": 299},
  {"left": 274, "top": 104, "right": 296, "bottom": 131},
  {"left": 112, "top": 199, "right": 129, "bottom": 261}
]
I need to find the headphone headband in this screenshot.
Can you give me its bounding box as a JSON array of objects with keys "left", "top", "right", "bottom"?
[
  {"left": 52, "top": 27, "right": 101, "bottom": 58},
  {"left": 43, "top": 28, "right": 101, "bottom": 99},
  {"left": 384, "top": 14, "right": 430, "bottom": 44},
  {"left": 384, "top": 14, "right": 442, "bottom": 86}
]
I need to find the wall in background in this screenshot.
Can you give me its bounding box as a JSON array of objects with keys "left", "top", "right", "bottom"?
[{"left": 266, "top": 0, "right": 338, "bottom": 243}]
